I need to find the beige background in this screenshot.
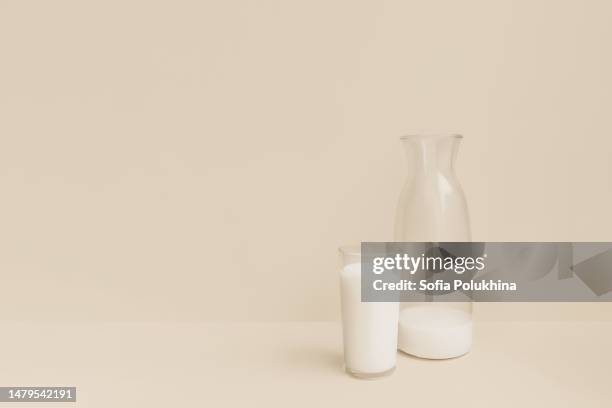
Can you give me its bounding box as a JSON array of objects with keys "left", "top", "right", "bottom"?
[{"left": 0, "top": 0, "right": 611, "bottom": 322}]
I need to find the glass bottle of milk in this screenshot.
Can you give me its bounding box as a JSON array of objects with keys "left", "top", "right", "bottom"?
[{"left": 394, "top": 134, "right": 473, "bottom": 359}]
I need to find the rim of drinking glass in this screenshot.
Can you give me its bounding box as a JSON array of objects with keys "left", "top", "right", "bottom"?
[{"left": 400, "top": 134, "right": 463, "bottom": 140}]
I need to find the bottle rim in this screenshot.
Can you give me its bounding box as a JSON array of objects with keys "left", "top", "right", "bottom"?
[{"left": 400, "top": 134, "right": 463, "bottom": 140}]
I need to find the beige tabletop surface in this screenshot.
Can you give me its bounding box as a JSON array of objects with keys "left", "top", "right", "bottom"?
[{"left": 1, "top": 321, "right": 610, "bottom": 407}]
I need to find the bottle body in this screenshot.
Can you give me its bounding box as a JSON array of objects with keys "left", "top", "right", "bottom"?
[{"left": 394, "top": 134, "right": 473, "bottom": 359}]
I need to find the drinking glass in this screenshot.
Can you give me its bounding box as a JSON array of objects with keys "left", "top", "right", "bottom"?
[{"left": 339, "top": 245, "right": 399, "bottom": 378}]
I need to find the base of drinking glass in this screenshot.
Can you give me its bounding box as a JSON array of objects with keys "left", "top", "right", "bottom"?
[{"left": 345, "top": 365, "right": 395, "bottom": 380}]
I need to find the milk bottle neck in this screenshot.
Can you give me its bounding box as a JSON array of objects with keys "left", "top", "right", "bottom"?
[{"left": 400, "top": 134, "right": 462, "bottom": 177}]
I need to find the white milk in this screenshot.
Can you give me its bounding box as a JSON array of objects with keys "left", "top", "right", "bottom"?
[
  {"left": 398, "top": 305, "right": 472, "bottom": 359},
  {"left": 340, "top": 263, "right": 399, "bottom": 376}
]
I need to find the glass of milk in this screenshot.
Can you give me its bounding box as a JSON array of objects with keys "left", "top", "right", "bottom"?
[{"left": 339, "top": 246, "right": 399, "bottom": 379}]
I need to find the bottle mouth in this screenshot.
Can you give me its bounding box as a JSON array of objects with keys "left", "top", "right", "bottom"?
[
  {"left": 338, "top": 245, "right": 361, "bottom": 256},
  {"left": 400, "top": 134, "right": 463, "bottom": 141}
]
